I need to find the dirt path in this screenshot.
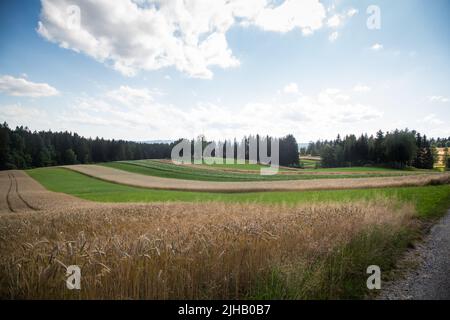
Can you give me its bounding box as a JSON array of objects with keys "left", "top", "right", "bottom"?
[
  {"left": 379, "top": 209, "right": 450, "bottom": 300},
  {"left": 65, "top": 164, "right": 449, "bottom": 192},
  {"left": 0, "top": 170, "right": 89, "bottom": 213}
]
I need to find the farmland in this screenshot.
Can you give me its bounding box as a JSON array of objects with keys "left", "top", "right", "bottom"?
[
  {"left": 1, "top": 165, "right": 449, "bottom": 300},
  {"left": 2, "top": 0, "right": 449, "bottom": 305},
  {"left": 100, "top": 159, "right": 419, "bottom": 182},
  {"left": 26, "top": 168, "right": 450, "bottom": 216},
  {"left": 62, "top": 163, "right": 446, "bottom": 193},
  {"left": 300, "top": 158, "right": 321, "bottom": 169}
]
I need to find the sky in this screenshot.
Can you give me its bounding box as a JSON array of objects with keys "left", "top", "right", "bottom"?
[{"left": 0, "top": 0, "right": 449, "bottom": 142}]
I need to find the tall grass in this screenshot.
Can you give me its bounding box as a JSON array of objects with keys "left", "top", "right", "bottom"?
[{"left": 0, "top": 200, "right": 415, "bottom": 299}]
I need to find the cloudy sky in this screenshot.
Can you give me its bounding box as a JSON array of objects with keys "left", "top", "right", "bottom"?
[{"left": 0, "top": 0, "right": 449, "bottom": 142}]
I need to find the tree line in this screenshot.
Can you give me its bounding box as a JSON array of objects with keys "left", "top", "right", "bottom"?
[
  {"left": 432, "top": 137, "right": 450, "bottom": 148},
  {"left": 173, "top": 134, "right": 300, "bottom": 167},
  {"left": 0, "top": 123, "right": 300, "bottom": 170},
  {"left": 0, "top": 123, "right": 172, "bottom": 170},
  {"left": 301, "top": 129, "right": 446, "bottom": 169},
  {"left": 2, "top": 122, "right": 446, "bottom": 171}
]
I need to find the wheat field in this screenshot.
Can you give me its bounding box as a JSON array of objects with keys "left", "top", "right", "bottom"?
[{"left": 0, "top": 200, "right": 414, "bottom": 299}]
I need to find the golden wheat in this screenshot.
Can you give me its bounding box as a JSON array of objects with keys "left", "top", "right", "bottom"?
[{"left": 0, "top": 200, "right": 413, "bottom": 299}]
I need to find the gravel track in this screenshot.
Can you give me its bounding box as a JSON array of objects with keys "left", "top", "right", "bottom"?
[
  {"left": 379, "top": 209, "right": 450, "bottom": 300},
  {"left": 65, "top": 164, "right": 450, "bottom": 192}
]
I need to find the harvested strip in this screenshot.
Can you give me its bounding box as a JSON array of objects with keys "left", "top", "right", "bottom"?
[
  {"left": 4, "top": 173, "right": 30, "bottom": 213},
  {"left": 0, "top": 174, "right": 12, "bottom": 212},
  {"left": 11, "top": 172, "right": 39, "bottom": 211},
  {"left": 0, "top": 170, "right": 90, "bottom": 213},
  {"left": 64, "top": 164, "right": 450, "bottom": 193}
]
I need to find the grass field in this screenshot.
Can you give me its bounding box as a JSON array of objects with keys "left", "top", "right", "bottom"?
[
  {"left": 200, "top": 159, "right": 396, "bottom": 173},
  {"left": 300, "top": 158, "right": 320, "bottom": 169},
  {"left": 302, "top": 166, "right": 411, "bottom": 172},
  {"left": 100, "top": 160, "right": 417, "bottom": 182},
  {"left": 198, "top": 158, "right": 270, "bottom": 170},
  {"left": 27, "top": 167, "right": 450, "bottom": 217}
]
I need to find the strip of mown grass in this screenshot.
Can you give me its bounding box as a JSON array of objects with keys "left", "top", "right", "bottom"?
[
  {"left": 101, "top": 160, "right": 414, "bottom": 182},
  {"left": 200, "top": 159, "right": 269, "bottom": 171},
  {"left": 27, "top": 167, "right": 450, "bottom": 218},
  {"left": 300, "top": 159, "right": 318, "bottom": 169}
]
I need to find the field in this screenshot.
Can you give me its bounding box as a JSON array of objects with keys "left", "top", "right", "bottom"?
[
  {"left": 100, "top": 160, "right": 420, "bottom": 182},
  {"left": 60, "top": 163, "right": 447, "bottom": 193},
  {"left": 300, "top": 158, "right": 320, "bottom": 169},
  {"left": 26, "top": 168, "right": 450, "bottom": 216},
  {"left": 1, "top": 164, "right": 450, "bottom": 299}
]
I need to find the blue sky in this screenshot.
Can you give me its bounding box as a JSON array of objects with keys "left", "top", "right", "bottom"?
[{"left": 0, "top": 0, "right": 449, "bottom": 142}]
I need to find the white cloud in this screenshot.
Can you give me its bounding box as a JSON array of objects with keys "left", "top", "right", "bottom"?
[
  {"left": 105, "top": 86, "right": 157, "bottom": 106},
  {"left": 0, "top": 104, "right": 40, "bottom": 118},
  {"left": 429, "top": 96, "right": 449, "bottom": 103},
  {"left": 302, "top": 28, "right": 314, "bottom": 36},
  {"left": 371, "top": 43, "right": 383, "bottom": 51},
  {"left": 323, "top": 88, "right": 341, "bottom": 95},
  {"left": 327, "top": 14, "right": 341, "bottom": 28},
  {"left": 347, "top": 8, "right": 358, "bottom": 17},
  {"left": 329, "top": 31, "right": 339, "bottom": 42},
  {"left": 283, "top": 82, "right": 299, "bottom": 94},
  {"left": 0, "top": 103, "right": 51, "bottom": 129},
  {"left": 353, "top": 84, "right": 371, "bottom": 93},
  {"left": 252, "top": 0, "right": 326, "bottom": 33},
  {"left": 325, "top": 7, "right": 357, "bottom": 32},
  {"left": 37, "top": 0, "right": 327, "bottom": 79},
  {"left": 58, "top": 85, "right": 382, "bottom": 140},
  {"left": 416, "top": 114, "right": 449, "bottom": 137},
  {"left": 422, "top": 114, "right": 444, "bottom": 125},
  {"left": 0, "top": 75, "right": 59, "bottom": 97}
]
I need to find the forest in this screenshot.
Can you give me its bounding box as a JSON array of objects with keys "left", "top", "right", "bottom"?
[
  {"left": 0, "top": 123, "right": 172, "bottom": 170},
  {"left": 301, "top": 129, "right": 450, "bottom": 169},
  {"left": 2, "top": 122, "right": 449, "bottom": 171},
  {"left": 0, "top": 123, "right": 300, "bottom": 170}
]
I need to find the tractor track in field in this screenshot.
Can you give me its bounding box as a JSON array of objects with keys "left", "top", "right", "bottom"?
[
  {"left": 5, "top": 173, "right": 14, "bottom": 212},
  {"left": 1, "top": 170, "right": 94, "bottom": 214},
  {"left": 11, "top": 173, "right": 40, "bottom": 211},
  {"left": 6, "top": 173, "right": 39, "bottom": 212}
]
